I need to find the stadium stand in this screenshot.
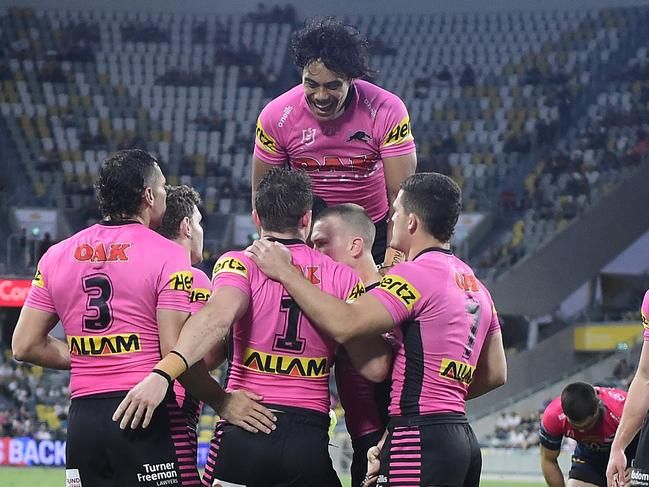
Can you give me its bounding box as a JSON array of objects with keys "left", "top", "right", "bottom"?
[{"left": 2, "top": 5, "right": 649, "bottom": 480}]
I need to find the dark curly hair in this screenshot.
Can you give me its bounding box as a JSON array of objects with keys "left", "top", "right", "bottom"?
[
  {"left": 157, "top": 185, "right": 202, "bottom": 240},
  {"left": 95, "top": 149, "right": 159, "bottom": 220},
  {"left": 401, "top": 173, "right": 461, "bottom": 243},
  {"left": 255, "top": 168, "right": 313, "bottom": 233},
  {"left": 291, "top": 17, "right": 374, "bottom": 79}
]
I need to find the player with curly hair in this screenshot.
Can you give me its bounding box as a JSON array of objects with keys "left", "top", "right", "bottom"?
[
  {"left": 13, "top": 150, "right": 275, "bottom": 487},
  {"left": 251, "top": 17, "right": 417, "bottom": 266}
]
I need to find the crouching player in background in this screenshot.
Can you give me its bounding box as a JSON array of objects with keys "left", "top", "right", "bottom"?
[{"left": 540, "top": 382, "right": 637, "bottom": 487}]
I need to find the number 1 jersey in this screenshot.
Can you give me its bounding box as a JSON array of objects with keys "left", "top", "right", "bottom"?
[
  {"left": 25, "top": 221, "right": 193, "bottom": 399},
  {"left": 212, "top": 239, "right": 363, "bottom": 414}
]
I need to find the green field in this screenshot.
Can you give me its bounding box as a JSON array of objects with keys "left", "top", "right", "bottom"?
[{"left": 0, "top": 468, "right": 546, "bottom": 486}]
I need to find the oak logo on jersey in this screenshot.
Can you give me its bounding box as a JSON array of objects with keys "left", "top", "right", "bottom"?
[
  {"left": 383, "top": 116, "right": 413, "bottom": 147},
  {"left": 32, "top": 266, "right": 44, "bottom": 288},
  {"left": 68, "top": 333, "right": 140, "bottom": 356},
  {"left": 243, "top": 348, "right": 328, "bottom": 378},
  {"left": 293, "top": 265, "right": 320, "bottom": 284},
  {"left": 74, "top": 243, "right": 131, "bottom": 263},
  {"left": 439, "top": 358, "right": 475, "bottom": 385},
  {"left": 213, "top": 257, "right": 248, "bottom": 279},
  {"left": 643, "top": 311, "right": 649, "bottom": 329},
  {"left": 169, "top": 271, "right": 193, "bottom": 292},
  {"left": 255, "top": 118, "right": 278, "bottom": 154},
  {"left": 346, "top": 281, "right": 366, "bottom": 302},
  {"left": 454, "top": 271, "right": 480, "bottom": 293},
  {"left": 190, "top": 287, "right": 211, "bottom": 303},
  {"left": 347, "top": 131, "right": 372, "bottom": 143},
  {"left": 378, "top": 275, "right": 421, "bottom": 310}
]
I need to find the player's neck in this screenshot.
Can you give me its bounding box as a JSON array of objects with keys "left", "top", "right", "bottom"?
[
  {"left": 406, "top": 236, "right": 450, "bottom": 261},
  {"left": 260, "top": 230, "right": 305, "bottom": 242},
  {"left": 353, "top": 254, "right": 382, "bottom": 286},
  {"left": 104, "top": 214, "right": 148, "bottom": 226},
  {"left": 174, "top": 237, "right": 192, "bottom": 262}
]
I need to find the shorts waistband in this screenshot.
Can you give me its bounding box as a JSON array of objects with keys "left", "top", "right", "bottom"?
[
  {"left": 71, "top": 390, "right": 130, "bottom": 401},
  {"left": 263, "top": 403, "right": 330, "bottom": 428},
  {"left": 389, "top": 412, "right": 468, "bottom": 427}
]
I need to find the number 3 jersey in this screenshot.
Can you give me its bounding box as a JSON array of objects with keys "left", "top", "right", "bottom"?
[
  {"left": 368, "top": 247, "right": 501, "bottom": 417},
  {"left": 254, "top": 79, "right": 416, "bottom": 223},
  {"left": 212, "top": 239, "right": 363, "bottom": 415},
  {"left": 25, "top": 221, "right": 193, "bottom": 399}
]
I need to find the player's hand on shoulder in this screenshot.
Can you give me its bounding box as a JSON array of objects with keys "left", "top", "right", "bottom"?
[
  {"left": 244, "top": 239, "right": 293, "bottom": 281},
  {"left": 112, "top": 372, "right": 170, "bottom": 430},
  {"left": 219, "top": 389, "right": 277, "bottom": 434}
]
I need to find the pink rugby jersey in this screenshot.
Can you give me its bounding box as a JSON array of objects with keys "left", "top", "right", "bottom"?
[
  {"left": 25, "top": 221, "right": 192, "bottom": 399},
  {"left": 369, "top": 247, "right": 501, "bottom": 417},
  {"left": 212, "top": 239, "right": 363, "bottom": 414},
  {"left": 642, "top": 290, "right": 649, "bottom": 340},
  {"left": 540, "top": 387, "right": 627, "bottom": 452},
  {"left": 254, "top": 79, "right": 416, "bottom": 223},
  {"left": 174, "top": 266, "right": 212, "bottom": 406}
]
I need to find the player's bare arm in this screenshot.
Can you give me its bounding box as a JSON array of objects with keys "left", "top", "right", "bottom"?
[
  {"left": 113, "top": 287, "right": 277, "bottom": 433},
  {"left": 540, "top": 445, "right": 566, "bottom": 487},
  {"left": 252, "top": 155, "right": 281, "bottom": 209},
  {"left": 344, "top": 336, "right": 392, "bottom": 383},
  {"left": 466, "top": 332, "right": 507, "bottom": 400},
  {"left": 12, "top": 306, "right": 70, "bottom": 370},
  {"left": 245, "top": 239, "right": 395, "bottom": 342},
  {"left": 383, "top": 152, "right": 416, "bottom": 265},
  {"left": 607, "top": 341, "right": 649, "bottom": 487}
]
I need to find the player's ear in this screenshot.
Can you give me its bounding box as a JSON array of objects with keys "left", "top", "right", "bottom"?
[
  {"left": 350, "top": 236, "right": 364, "bottom": 258},
  {"left": 408, "top": 213, "right": 418, "bottom": 235},
  {"left": 180, "top": 216, "right": 191, "bottom": 239},
  {"left": 252, "top": 210, "right": 262, "bottom": 229},
  {"left": 301, "top": 210, "right": 312, "bottom": 235},
  {"left": 143, "top": 186, "right": 154, "bottom": 208}
]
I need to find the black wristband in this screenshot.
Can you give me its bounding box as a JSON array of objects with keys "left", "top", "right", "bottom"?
[
  {"left": 169, "top": 350, "right": 189, "bottom": 370},
  {"left": 152, "top": 368, "right": 172, "bottom": 386}
]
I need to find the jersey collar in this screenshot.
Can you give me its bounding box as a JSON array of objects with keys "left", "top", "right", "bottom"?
[
  {"left": 99, "top": 219, "right": 142, "bottom": 226},
  {"left": 265, "top": 237, "right": 305, "bottom": 246},
  {"left": 413, "top": 246, "right": 453, "bottom": 261}
]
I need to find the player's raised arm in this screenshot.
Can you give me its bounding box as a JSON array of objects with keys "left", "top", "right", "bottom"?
[
  {"left": 383, "top": 152, "right": 417, "bottom": 266},
  {"left": 252, "top": 155, "right": 278, "bottom": 209},
  {"left": 246, "top": 238, "right": 395, "bottom": 343}
]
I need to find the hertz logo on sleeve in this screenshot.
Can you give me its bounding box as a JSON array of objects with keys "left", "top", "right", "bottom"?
[
  {"left": 168, "top": 271, "right": 193, "bottom": 292},
  {"left": 378, "top": 274, "right": 421, "bottom": 310},
  {"left": 383, "top": 115, "right": 413, "bottom": 147},
  {"left": 346, "top": 281, "right": 366, "bottom": 302},
  {"left": 213, "top": 257, "right": 248, "bottom": 279},
  {"left": 255, "top": 118, "right": 278, "bottom": 154},
  {"left": 190, "top": 288, "right": 211, "bottom": 303},
  {"left": 68, "top": 334, "right": 141, "bottom": 356},
  {"left": 439, "top": 358, "right": 475, "bottom": 385},
  {"left": 243, "top": 348, "right": 328, "bottom": 378},
  {"left": 32, "top": 266, "right": 44, "bottom": 288},
  {"left": 643, "top": 311, "right": 649, "bottom": 329}
]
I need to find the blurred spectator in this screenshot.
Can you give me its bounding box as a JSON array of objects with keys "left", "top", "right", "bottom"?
[{"left": 459, "top": 63, "right": 476, "bottom": 87}]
